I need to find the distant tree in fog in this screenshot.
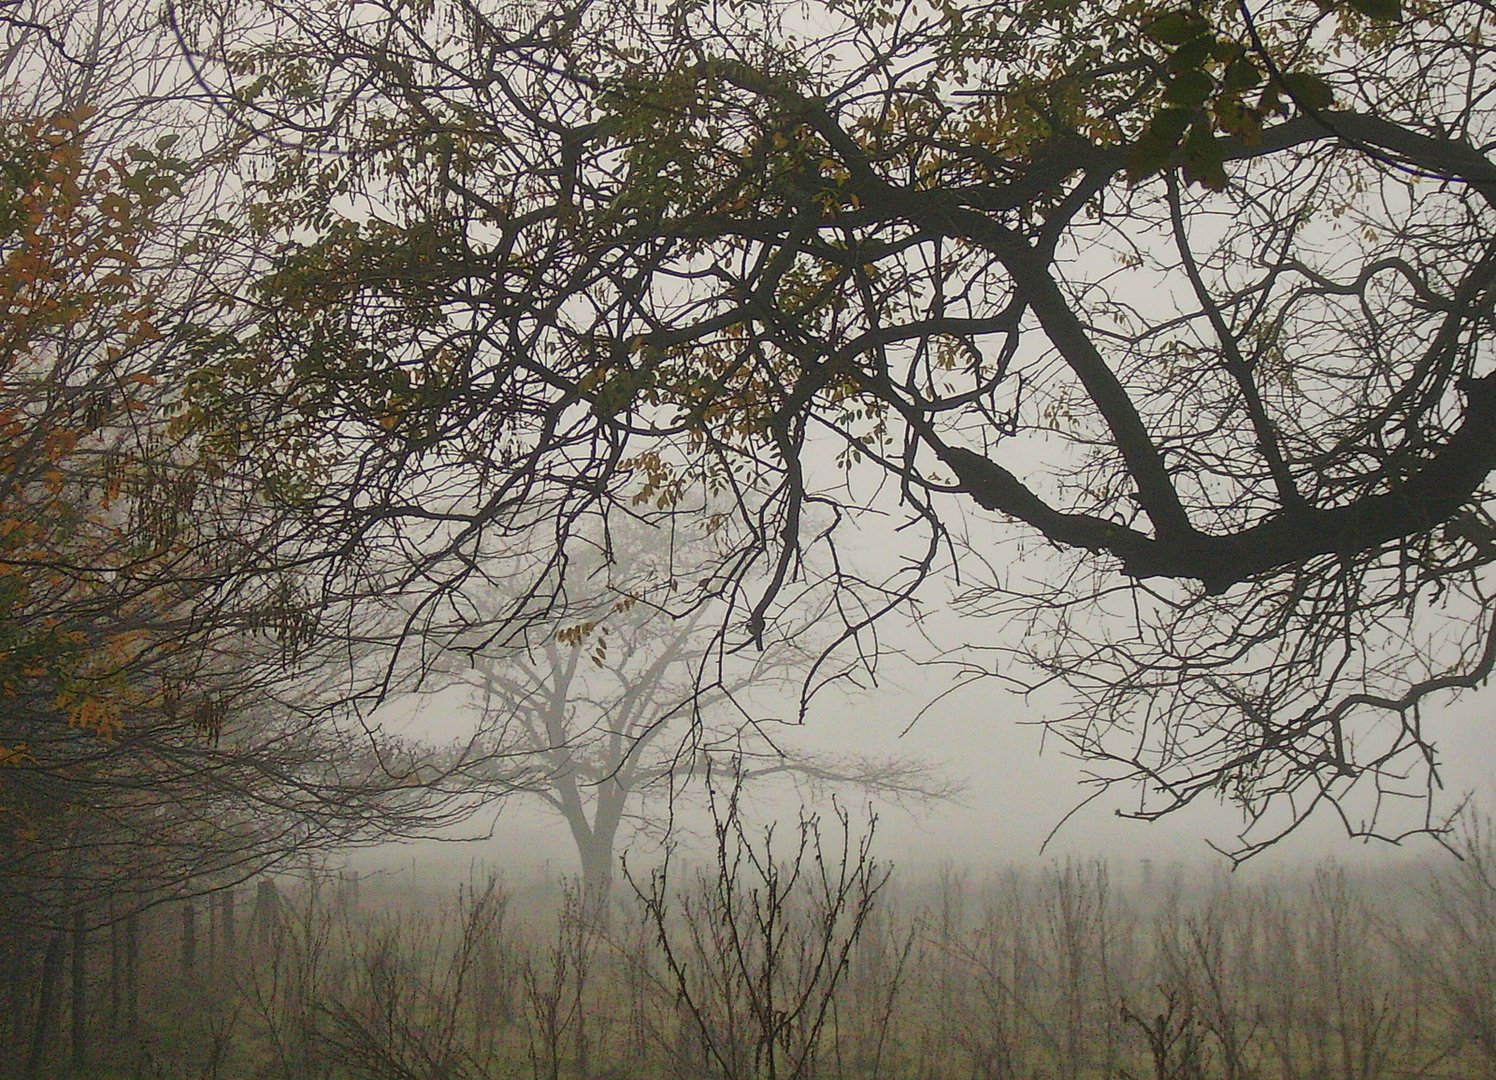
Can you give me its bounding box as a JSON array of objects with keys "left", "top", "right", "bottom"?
[{"left": 450, "top": 591, "right": 949, "bottom": 904}]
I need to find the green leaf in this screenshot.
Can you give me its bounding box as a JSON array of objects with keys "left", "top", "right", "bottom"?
[
  {"left": 1210, "top": 41, "right": 1247, "bottom": 64},
  {"left": 1181, "top": 123, "right": 1227, "bottom": 191},
  {"left": 1214, "top": 97, "right": 1264, "bottom": 145},
  {"left": 1127, "top": 107, "right": 1194, "bottom": 181},
  {"left": 1348, "top": 0, "right": 1401, "bottom": 19},
  {"left": 1150, "top": 106, "right": 1195, "bottom": 144},
  {"left": 1223, "top": 58, "right": 1263, "bottom": 92},
  {"left": 1279, "top": 71, "right": 1334, "bottom": 112},
  {"left": 1145, "top": 11, "right": 1210, "bottom": 45},
  {"left": 1164, "top": 70, "right": 1215, "bottom": 110},
  {"left": 1167, "top": 35, "right": 1216, "bottom": 74}
]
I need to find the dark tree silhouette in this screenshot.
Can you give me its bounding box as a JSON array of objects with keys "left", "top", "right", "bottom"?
[{"left": 174, "top": 0, "right": 1496, "bottom": 854}]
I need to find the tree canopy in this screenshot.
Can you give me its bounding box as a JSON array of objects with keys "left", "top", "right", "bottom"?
[
  {"left": 169, "top": 0, "right": 1496, "bottom": 855},
  {"left": 0, "top": 0, "right": 505, "bottom": 926}
]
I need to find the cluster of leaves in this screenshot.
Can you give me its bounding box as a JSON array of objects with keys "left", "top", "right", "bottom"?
[
  {"left": 0, "top": 102, "right": 224, "bottom": 912},
  {"left": 0, "top": 4, "right": 585, "bottom": 948},
  {"left": 0, "top": 102, "right": 337, "bottom": 891},
  {"left": 0, "top": 108, "right": 193, "bottom": 743},
  {"left": 1128, "top": 0, "right": 1402, "bottom": 188}
]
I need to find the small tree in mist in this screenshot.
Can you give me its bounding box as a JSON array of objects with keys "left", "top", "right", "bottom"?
[{"left": 442, "top": 565, "right": 949, "bottom": 906}]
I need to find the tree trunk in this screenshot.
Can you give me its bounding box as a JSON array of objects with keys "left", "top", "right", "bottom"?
[
  {"left": 109, "top": 903, "right": 120, "bottom": 1034},
  {"left": 24, "top": 929, "right": 64, "bottom": 1080},
  {"left": 181, "top": 900, "right": 197, "bottom": 981},
  {"left": 71, "top": 909, "right": 86, "bottom": 1070},
  {"left": 562, "top": 780, "right": 627, "bottom": 917},
  {"left": 578, "top": 835, "right": 616, "bottom": 912},
  {"left": 208, "top": 890, "right": 219, "bottom": 978},
  {"left": 7, "top": 924, "right": 29, "bottom": 1050},
  {"left": 253, "top": 879, "right": 279, "bottom": 950},
  {"left": 223, "top": 886, "right": 236, "bottom": 955},
  {"left": 124, "top": 910, "right": 139, "bottom": 1039},
  {"left": 337, "top": 870, "right": 359, "bottom": 915}
]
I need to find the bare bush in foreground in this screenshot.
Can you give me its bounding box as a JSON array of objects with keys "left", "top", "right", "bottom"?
[{"left": 627, "top": 775, "right": 887, "bottom": 1080}]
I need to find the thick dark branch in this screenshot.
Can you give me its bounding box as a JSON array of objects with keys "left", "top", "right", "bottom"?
[
  {"left": 998, "top": 253, "right": 1198, "bottom": 541},
  {"left": 1173, "top": 371, "right": 1496, "bottom": 589},
  {"left": 1228, "top": 111, "right": 1496, "bottom": 206},
  {"left": 934, "top": 372, "right": 1496, "bottom": 592}
]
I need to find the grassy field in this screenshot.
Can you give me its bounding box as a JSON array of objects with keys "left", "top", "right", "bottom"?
[{"left": 10, "top": 823, "right": 1496, "bottom": 1079}]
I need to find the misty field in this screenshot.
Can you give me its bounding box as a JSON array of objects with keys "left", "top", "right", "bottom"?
[{"left": 8, "top": 814, "right": 1496, "bottom": 1080}]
